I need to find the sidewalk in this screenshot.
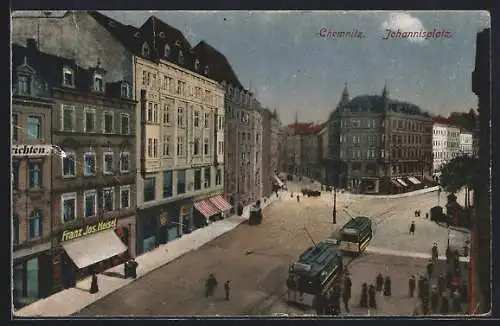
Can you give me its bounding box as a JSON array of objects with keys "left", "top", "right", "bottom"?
[
  {"left": 339, "top": 186, "right": 440, "bottom": 199},
  {"left": 14, "top": 195, "right": 281, "bottom": 318}
]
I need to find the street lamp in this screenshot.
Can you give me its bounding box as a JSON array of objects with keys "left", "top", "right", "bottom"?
[{"left": 332, "top": 186, "right": 337, "bottom": 224}]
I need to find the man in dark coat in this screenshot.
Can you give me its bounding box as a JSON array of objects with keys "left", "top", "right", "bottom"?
[
  {"left": 205, "top": 273, "right": 218, "bottom": 297},
  {"left": 375, "top": 273, "right": 384, "bottom": 292},
  {"left": 296, "top": 195, "right": 300, "bottom": 202},
  {"left": 440, "top": 294, "right": 450, "bottom": 314},
  {"left": 359, "top": 283, "right": 368, "bottom": 308},
  {"left": 430, "top": 285, "right": 439, "bottom": 313},
  {"left": 368, "top": 284, "right": 377, "bottom": 308},
  {"left": 383, "top": 276, "right": 392, "bottom": 296},
  {"left": 408, "top": 275, "right": 416, "bottom": 297},
  {"left": 409, "top": 221, "right": 416, "bottom": 235},
  {"left": 417, "top": 276, "right": 425, "bottom": 300},
  {"left": 129, "top": 258, "right": 138, "bottom": 279},
  {"left": 342, "top": 286, "right": 351, "bottom": 313},
  {"left": 344, "top": 276, "right": 352, "bottom": 298},
  {"left": 89, "top": 273, "right": 99, "bottom": 294},
  {"left": 224, "top": 280, "right": 231, "bottom": 301},
  {"left": 426, "top": 260, "right": 434, "bottom": 279},
  {"left": 438, "top": 274, "right": 446, "bottom": 293}
]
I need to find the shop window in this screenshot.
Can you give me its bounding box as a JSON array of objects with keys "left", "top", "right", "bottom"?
[
  {"left": 13, "top": 257, "right": 39, "bottom": 309},
  {"left": 177, "top": 169, "right": 186, "bottom": 194},
  {"left": 194, "top": 169, "right": 202, "bottom": 191},
  {"left": 163, "top": 170, "right": 173, "bottom": 198},
  {"left": 29, "top": 210, "right": 43, "bottom": 238}
]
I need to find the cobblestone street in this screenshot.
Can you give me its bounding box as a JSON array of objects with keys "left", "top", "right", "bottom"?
[{"left": 76, "top": 188, "right": 466, "bottom": 316}]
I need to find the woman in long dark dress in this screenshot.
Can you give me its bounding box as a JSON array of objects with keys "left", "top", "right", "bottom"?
[{"left": 359, "top": 283, "right": 368, "bottom": 308}]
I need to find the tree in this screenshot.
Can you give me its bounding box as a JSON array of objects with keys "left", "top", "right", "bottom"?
[{"left": 438, "top": 155, "right": 480, "bottom": 207}]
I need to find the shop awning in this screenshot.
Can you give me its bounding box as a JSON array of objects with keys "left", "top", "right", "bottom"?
[
  {"left": 408, "top": 176, "right": 422, "bottom": 185},
  {"left": 194, "top": 200, "right": 220, "bottom": 218},
  {"left": 62, "top": 230, "right": 127, "bottom": 269},
  {"left": 391, "top": 179, "right": 401, "bottom": 187},
  {"left": 396, "top": 178, "right": 408, "bottom": 187},
  {"left": 273, "top": 175, "right": 284, "bottom": 187},
  {"left": 209, "top": 195, "right": 232, "bottom": 212}
]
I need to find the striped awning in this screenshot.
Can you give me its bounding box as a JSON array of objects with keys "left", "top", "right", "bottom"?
[
  {"left": 209, "top": 195, "right": 232, "bottom": 212},
  {"left": 194, "top": 200, "right": 220, "bottom": 219},
  {"left": 408, "top": 176, "right": 422, "bottom": 185},
  {"left": 396, "top": 178, "right": 408, "bottom": 187},
  {"left": 273, "top": 175, "right": 284, "bottom": 187},
  {"left": 391, "top": 179, "right": 401, "bottom": 187}
]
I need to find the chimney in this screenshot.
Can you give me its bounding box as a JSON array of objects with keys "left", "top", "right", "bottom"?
[{"left": 26, "top": 38, "right": 38, "bottom": 52}]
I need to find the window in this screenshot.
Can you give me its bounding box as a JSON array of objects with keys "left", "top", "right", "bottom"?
[
  {"left": 121, "top": 82, "right": 130, "bottom": 98},
  {"left": 103, "top": 112, "right": 114, "bottom": 133},
  {"left": 84, "top": 152, "right": 96, "bottom": 176},
  {"left": 28, "top": 162, "right": 42, "bottom": 189},
  {"left": 218, "top": 141, "right": 224, "bottom": 155},
  {"left": 120, "top": 186, "right": 130, "bottom": 209},
  {"left": 12, "top": 161, "right": 19, "bottom": 190},
  {"left": 62, "top": 151, "right": 76, "bottom": 178},
  {"left": 142, "top": 71, "right": 148, "bottom": 86},
  {"left": 61, "top": 193, "right": 77, "bottom": 222},
  {"left": 29, "top": 210, "right": 42, "bottom": 238},
  {"left": 351, "top": 119, "right": 361, "bottom": 128},
  {"left": 142, "top": 42, "right": 150, "bottom": 57},
  {"left": 148, "top": 138, "right": 153, "bottom": 157},
  {"left": 84, "top": 108, "right": 96, "bottom": 132},
  {"left": 147, "top": 103, "right": 153, "bottom": 122},
  {"left": 120, "top": 114, "right": 130, "bottom": 134},
  {"left": 204, "top": 65, "right": 209, "bottom": 75},
  {"left": 216, "top": 168, "right": 222, "bottom": 185},
  {"left": 120, "top": 152, "right": 130, "bottom": 173},
  {"left": 177, "top": 169, "right": 186, "bottom": 194},
  {"left": 193, "top": 138, "right": 200, "bottom": 155},
  {"left": 27, "top": 116, "right": 41, "bottom": 139},
  {"left": 18, "top": 75, "right": 32, "bottom": 94},
  {"left": 194, "top": 111, "right": 200, "bottom": 127},
  {"left": 163, "top": 170, "right": 173, "bottom": 198},
  {"left": 103, "top": 152, "right": 114, "bottom": 175},
  {"left": 61, "top": 105, "right": 75, "bottom": 131},
  {"left": 102, "top": 187, "right": 114, "bottom": 212},
  {"left": 153, "top": 104, "right": 158, "bottom": 123},
  {"left": 204, "top": 138, "right": 209, "bottom": 155},
  {"left": 12, "top": 114, "right": 19, "bottom": 140},
  {"left": 204, "top": 167, "right": 211, "bottom": 188},
  {"left": 368, "top": 135, "right": 376, "bottom": 145},
  {"left": 164, "top": 44, "right": 170, "bottom": 58},
  {"left": 177, "top": 137, "right": 184, "bottom": 156},
  {"left": 203, "top": 113, "right": 209, "bottom": 128},
  {"left": 63, "top": 67, "right": 74, "bottom": 87},
  {"left": 163, "top": 136, "right": 171, "bottom": 156},
  {"left": 194, "top": 59, "right": 200, "bottom": 71},
  {"left": 13, "top": 214, "right": 19, "bottom": 245},
  {"left": 163, "top": 105, "right": 171, "bottom": 124},
  {"left": 353, "top": 135, "right": 360, "bottom": 144},
  {"left": 144, "top": 177, "right": 156, "bottom": 202},
  {"left": 194, "top": 169, "right": 202, "bottom": 190},
  {"left": 84, "top": 190, "right": 97, "bottom": 217},
  {"left": 94, "top": 73, "right": 104, "bottom": 92},
  {"left": 178, "top": 50, "right": 184, "bottom": 64},
  {"left": 177, "top": 81, "right": 182, "bottom": 95},
  {"left": 177, "top": 108, "right": 184, "bottom": 127}
]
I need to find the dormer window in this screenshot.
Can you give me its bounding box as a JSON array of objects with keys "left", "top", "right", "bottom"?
[
  {"left": 62, "top": 67, "right": 74, "bottom": 87},
  {"left": 121, "top": 82, "right": 130, "bottom": 98},
  {"left": 164, "top": 44, "right": 170, "bottom": 58},
  {"left": 178, "top": 50, "right": 184, "bottom": 64},
  {"left": 93, "top": 73, "right": 104, "bottom": 92},
  {"left": 159, "top": 32, "right": 166, "bottom": 38},
  {"left": 194, "top": 59, "right": 200, "bottom": 71},
  {"left": 18, "top": 75, "right": 32, "bottom": 94},
  {"left": 204, "top": 65, "right": 209, "bottom": 75},
  {"left": 142, "top": 42, "right": 150, "bottom": 57}
]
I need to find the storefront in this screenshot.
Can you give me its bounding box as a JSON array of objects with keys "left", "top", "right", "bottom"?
[
  {"left": 361, "top": 177, "right": 380, "bottom": 194},
  {"left": 13, "top": 248, "right": 53, "bottom": 309},
  {"left": 52, "top": 218, "right": 129, "bottom": 291},
  {"left": 136, "top": 199, "right": 194, "bottom": 255}
]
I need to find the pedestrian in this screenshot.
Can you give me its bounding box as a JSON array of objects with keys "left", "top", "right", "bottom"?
[
  {"left": 418, "top": 210, "right": 421, "bottom": 217},
  {"left": 368, "top": 284, "right": 377, "bottom": 308},
  {"left": 344, "top": 275, "right": 352, "bottom": 294},
  {"left": 359, "top": 283, "right": 368, "bottom": 308},
  {"left": 438, "top": 274, "right": 446, "bottom": 294},
  {"left": 409, "top": 221, "right": 416, "bottom": 235},
  {"left": 430, "top": 285, "right": 439, "bottom": 314},
  {"left": 426, "top": 213, "right": 429, "bottom": 219},
  {"left": 124, "top": 260, "right": 130, "bottom": 279},
  {"left": 417, "top": 276, "right": 425, "bottom": 300},
  {"left": 460, "top": 281, "right": 468, "bottom": 303},
  {"left": 422, "top": 296, "right": 429, "bottom": 315},
  {"left": 342, "top": 285, "right": 351, "bottom": 312},
  {"left": 426, "top": 260, "right": 434, "bottom": 279},
  {"left": 129, "top": 258, "right": 138, "bottom": 279},
  {"left": 440, "top": 294, "right": 449, "bottom": 314},
  {"left": 375, "top": 273, "right": 384, "bottom": 292},
  {"left": 422, "top": 277, "right": 430, "bottom": 301},
  {"left": 431, "top": 243, "right": 439, "bottom": 263},
  {"left": 224, "top": 280, "right": 231, "bottom": 301},
  {"left": 383, "top": 276, "right": 392, "bottom": 297},
  {"left": 296, "top": 194, "right": 300, "bottom": 202},
  {"left": 89, "top": 273, "right": 99, "bottom": 294},
  {"left": 451, "top": 290, "right": 461, "bottom": 314},
  {"left": 414, "top": 210, "right": 418, "bottom": 217},
  {"left": 408, "top": 275, "right": 416, "bottom": 297},
  {"left": 205, "top": 273, "right": 218, "bottom": 297}
]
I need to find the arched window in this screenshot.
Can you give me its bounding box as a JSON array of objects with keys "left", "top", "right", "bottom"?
[
  {"left": 194, "top": 59, "right": 200, "bottom": 71},
  {"left": 29, "top": 210, "right": 42, "bottom": 238},
  {"left": 178, "top": 50, "right": 184, "bottom": 64},
  {"left": 164, "top": 44, "right": 170, "bottom": 58},
  {"left": 13, "top": 214, "right": 19, "bottom": 245},
  {"left": 142, "top": 42, "right": 150, "bottom": 57}
]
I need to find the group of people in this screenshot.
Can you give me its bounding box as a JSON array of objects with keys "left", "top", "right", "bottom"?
[
  {"left": 205, "top": 273, "right": 231, "bottom": 301},
  {"left": 411, "top": 244, "right": 467, "bottom": 315}
]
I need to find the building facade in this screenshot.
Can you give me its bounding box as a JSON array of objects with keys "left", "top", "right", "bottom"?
[
  {"left": 12, "top": 43, "right": 54, "bottom": 308},
  {"left": 329, "top": 85, "right": 433, "bottom": 194},
  {"left": 432, "top": 121, "right": 449, "bottom": 174},
  {"left": 193, "top": 42, "right": 263, "bottom": 209},
  {"left": 317, "top": 123, "right": 330, "bottom": 185},
  {"left": 260, "top": 107, "right": 281, "bottom": 197},
  {"left": 459, "top": 131, "right": 474, "bottom": 156}
]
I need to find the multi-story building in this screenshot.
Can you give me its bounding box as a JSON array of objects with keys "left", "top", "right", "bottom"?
[
  {"left": 329, "top": 85, "right": 433, "bottom": 194},
  {"left": 459, "top": 131, "right": 474, "bottom": 157},
  {"left": 193, "top": 41, "right": 263, "bottom": 209},
  {"left": 12, "top": 42, "right": 137, "bottom": 298},
  {"left": 317, "top": 123, "right": 330, "bottom": 185},
  {"left": 259, "top": 107, "right": 281, "bottom": 197},
  {"left": 12, "top": 42, "right": 55, "bottom": 308},
  {"left": 432, "top": 118, "right": 449, "bottom": 175}
]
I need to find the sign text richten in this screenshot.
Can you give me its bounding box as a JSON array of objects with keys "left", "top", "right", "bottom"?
[{"left": 61, "top": 218, "right": 118, "bottom": 242}]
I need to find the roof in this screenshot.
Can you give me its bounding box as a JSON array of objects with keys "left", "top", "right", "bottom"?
[
  {"left": 287, "top": 122, "right": 326, "bottom": 135},
  {"left": 342, "top": 216, "right": 372, "bottom": 232},
  {"left": 432, "top": 116, "right": 461, "bottom": 128},
  {"left": 342, "top": 95, "right": 430, "bottom": 117},
  {"left": 192, "top": 41, "right": 243, "bottom": 88},
  {"left": 296, "top": 240, "right": 342, "bottom": 277}
]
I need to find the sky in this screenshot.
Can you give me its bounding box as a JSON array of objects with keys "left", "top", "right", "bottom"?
[{"left": 99, "top": 11, "right": 486, "bottom": 124}]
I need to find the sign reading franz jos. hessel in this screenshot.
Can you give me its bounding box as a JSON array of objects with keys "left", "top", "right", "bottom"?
[{"left": 61, "top": 218, "right": 118, "bottom": 242}]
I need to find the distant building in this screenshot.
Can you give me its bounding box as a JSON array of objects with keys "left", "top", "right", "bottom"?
[
  {"left": 328, "top": 84, "right": 433, "bottom": 194},
  {"left": 316, "top": 123, "right": 330, "bottom": 184},
  {"left": 432, "top": 117, "right": 461, "bottom": 175},
  {"left": 259, "top": 107, "right": 281, "bottom": 197},
  {"left": 459, "top": 131, "right": 474, "bottom": 157}
]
